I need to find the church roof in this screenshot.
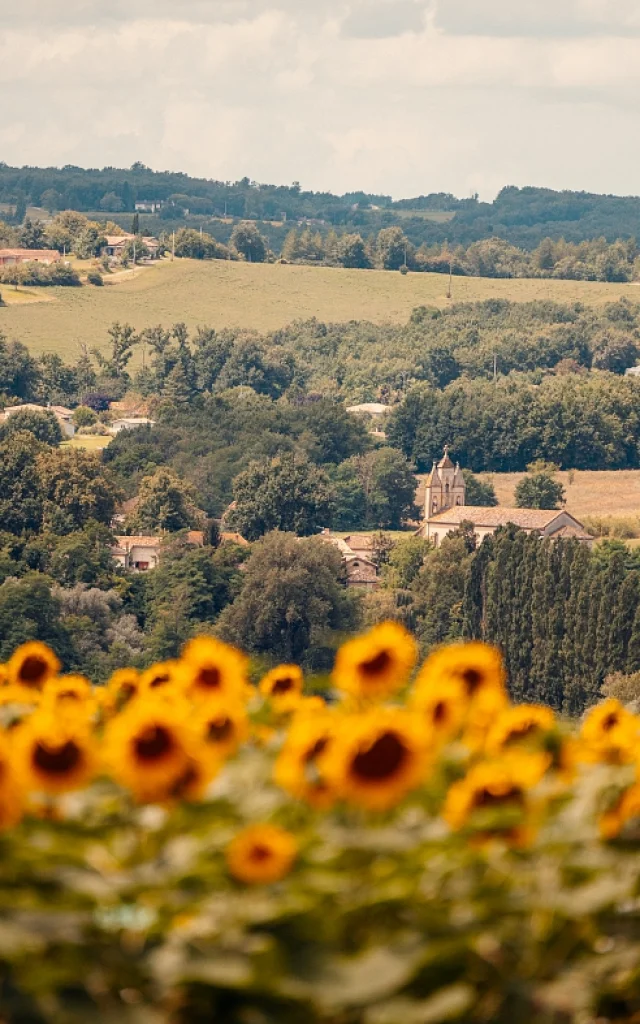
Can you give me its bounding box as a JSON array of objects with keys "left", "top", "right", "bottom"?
[
  {"left": 437, "top": 449, "right": 455, "bottom": 470},
  {"left": 425, "top": 461, "right": 441, "bottom": 487},
  {"left": 426, "top": 506, "right": 586, "bottom": 531},
  {"left": 453, "top": 463, "right": 465, "bottom": 486}
]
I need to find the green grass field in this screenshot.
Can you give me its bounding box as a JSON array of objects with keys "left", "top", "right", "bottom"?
[
  {"left": 2, "top": 258, "right": 640, "bottom": 359},
  {"left": 62, "top": 435, "right": 112, "bottom": 452}
]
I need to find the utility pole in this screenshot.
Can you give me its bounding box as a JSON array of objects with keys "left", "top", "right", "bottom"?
[
  {"left": 172, "top": 230, "right": 175, "bottom": 261},
  {"left": 493, "top": 353, "right": 498, "bottom": 383}
]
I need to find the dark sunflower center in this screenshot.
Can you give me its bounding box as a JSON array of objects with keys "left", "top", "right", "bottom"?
[
  {"left": 120, "top": 683, "right": 137, "bottom": 700},
  {"left": 197, "top": 666, "right": 221, "bottom": 689},
  {"left": 351, "top": 731, "right": 408, "bottom": 782},
  {"left": 461, "top": 668, "right": 483, "bottom": 696},
  {"left": 58, "top": 690, "right": 80, "bottom": 701},
  {"left": 250, "top": 843, "right": 272, "bottom": 863},
  {"left": 148, "top": 674, "right": 170, "bottom": 689},
  {"left": 432, "top": 701, "right": 448, "bottom": 725},
  {"left": 33, "top": 740, "right": 81, "bottom": 775},
  {"left": 305, "top": 737, "right": 328, "bottom": 762},
  {"left": 474, "top": 785, "right": 524, "bottom": 810},
  {"left": 359, "top": 650, "right": 392, "bottom": 679},
  {"left": 135, "top": 725, "right": 174, "bottom": 762},
  {"left": 505, "top": 722, "right": 540, "bottom": 744},
  {"left": 19, "top": 656, "right": 49, "bottom": 686},
  {"left": 171, "top": 763, "right": 199, "bottom": 798},
  {"left": 207, "top": 717, "right": 233, "bottom": 742},
  {"left": 602, "top": 713, "right": 619, "bottom": 732},
  {"left": 271, "top": 677, "right": 293, "bottom": 695}
]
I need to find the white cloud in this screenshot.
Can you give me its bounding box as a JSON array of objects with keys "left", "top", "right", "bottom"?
[{"left": 2, "top": 3, "right": 640, "bottom": 199}]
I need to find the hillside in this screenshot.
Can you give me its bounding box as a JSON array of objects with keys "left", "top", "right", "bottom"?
[
  {"left": 3, "top": 258, "right": 640, "bottom": 358},
  {"left": 4, "top": 164, "right": 640, "bottom": 248}
]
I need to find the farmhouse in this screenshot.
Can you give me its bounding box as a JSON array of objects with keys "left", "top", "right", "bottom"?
[
  {"left": 112, "top": 531, "right": 204, "bottom": 572},
  {"left": 319, "top": 531, "right": 379, "bottom": 589},
  {"left": 0, "top": 403, "right": 75, "bottom": 438},
  {"left": 111, "top": 417, "right": 155, "bottom": 434},
  {"left": 419, "top": 448, "right": 593, "bottom": 547},
  {"left": 0, "top": 249, "right": 61, "bottom": 267}
]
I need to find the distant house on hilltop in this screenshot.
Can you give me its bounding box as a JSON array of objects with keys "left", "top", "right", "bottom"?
[{"left": 417, "top": 447, "right": 593, "bottom": 547}]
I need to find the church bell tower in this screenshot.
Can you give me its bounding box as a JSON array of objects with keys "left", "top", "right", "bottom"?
[{"left": 425, "top": 446, "right": 466, "bottom": 518}]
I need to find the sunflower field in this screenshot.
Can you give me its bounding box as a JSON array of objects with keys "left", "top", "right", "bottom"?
[{"left": 0, "top": 625, "right": 639, "bottom": 1023}]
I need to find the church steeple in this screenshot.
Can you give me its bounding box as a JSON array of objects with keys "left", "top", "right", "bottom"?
[{"left": 425, "top": 447, "right": 466, "bottom": 518}]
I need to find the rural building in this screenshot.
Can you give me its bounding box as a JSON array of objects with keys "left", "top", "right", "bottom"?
[
  {"left": 0, "top": 249, "right": 61, "bottom": 267},
  {"left": 112, "top": 531, "right": 204, "bottom": 572},
  {"left": 111, "top": 417, "right": 155, "bottom": 434},
  {"left": 102, "top": 235, "right": 160, "bottom": 261},
  {"left": 318, "top": 530, "right": 379, "bottom": 589},
  {"left": 1, "top": 403, "right": 75, "bottom": 438},
  {"left": 135, "top": 200, "right": 163, "bottom": 213},
  {"left": 418, "top": 447, "right": 593, "bottom": 547}
]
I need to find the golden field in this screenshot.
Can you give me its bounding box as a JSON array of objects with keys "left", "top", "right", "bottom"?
[{"left": 3, "top": 257, "right": 640, "bottom": 358}]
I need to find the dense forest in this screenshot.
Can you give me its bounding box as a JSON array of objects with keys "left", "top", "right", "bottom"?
[{"left": 4, "top": 163, "right": 640, "bottom": 249}]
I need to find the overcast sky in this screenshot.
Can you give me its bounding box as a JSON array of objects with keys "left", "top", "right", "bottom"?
[{"left": 2, "top": 0, "right": 640, "bottom": 199}]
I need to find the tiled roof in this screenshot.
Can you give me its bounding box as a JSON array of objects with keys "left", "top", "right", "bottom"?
[
  {"left": 0, "top": 248, "right": 61, "bottom": 259},
  {"left": 115, "top": 536, "right": 161, "bottom": 549},
  {"left": 427, "top": 506, "right": 569, "bottom": 529}
]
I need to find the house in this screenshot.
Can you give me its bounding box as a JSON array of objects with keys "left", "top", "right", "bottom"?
[
  {"left": 112, "top": 531, "right": 204, "bottom": 572},
  {"left": 0, "top": 249, "right": 62, "bottom": 267},
  {"left": 135, "top": 200, "right": 163, "bottom": 213},
  {"left": 1, "top": 403, "right": 75, "bottom": 438},
  {"left": 418, "top": 447, "right": 593, "bottom": 547},
  {"left": 103, "top": 234, "right": 134, "bottom": 258},
  {"left": 342, "top": 534, "right": 376, "bottom": 560},
  {"left": 625, "top": 366, "right": 640, "bottom": 378},
  {"left": 110, "top": 417, "right": 155, "bottom": 434},
  {"left": 318, "top": 530, "right": 379, "bottom": 589}
]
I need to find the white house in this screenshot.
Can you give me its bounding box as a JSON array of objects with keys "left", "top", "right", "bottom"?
[{"left": 111, "top": 417, "right": 155, "bottom": 434}]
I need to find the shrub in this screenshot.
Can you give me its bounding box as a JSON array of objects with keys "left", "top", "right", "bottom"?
[
  {"left": 0, "top": 630, "right": 638, "bottom": 1022},
  {"left": 73, "top": 405, "right": 98, "bottom": 428},
  {"left": 86, "top": 269, "right": 104, "bottom": 286}
]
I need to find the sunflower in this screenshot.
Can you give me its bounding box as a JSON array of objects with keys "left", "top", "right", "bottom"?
[
  {"left": 42, "top": 675, "right": 97, "bottom": 717},
  {"left": 580, "top": 699, "right": 639, "bottom": 765},
  {"left": 443, "top": 753, "right": 547, "bottom": 842},
  {"left": 0, "top": 732, "right": 24, "bottom": 828},
  {"left": 140, "top": 660, "right": 188, "bottom": 695},
  {"left": 484, "top": 704, "right": 556, "bottom": 758},
  {"left": 600, "top": 782, "right": 640, "bottom": 840},
  {"left": 274, "top": 713, "right": 336, "bottom": 809},
  {"left": 103, "top": 700, "right": 194, "bottom": 802},
  {"left": 226, "top": 824, "right": 298, "bottom": 884},
  {"left": 259, "top": 664, "right": 304, "bottom": 711},
  {"left": 321, "top": 708, "right": 430, "bottom": 811},
  {"left": 410, "top": 676, "right": 467, "bottom": 743},
  {"left": 14, "top": 711, "right": 96, "bottom": 794},
  {"left": 332, "top": 622, "right": 418, "bottom": 702},
  {"left": 180, "top": 636, "right": 248, "bottom": 702},
  {"left": 6, "top": 641, "right": 61, "bottom": 691},
  {"left": 164, "top": 743, "right": 221, "bottom": 803},
  {"left": 104, "top": 668, "right": 141, "bottom": 713},
  {"left": 193, "top": 697, "right": 249, "bottom": 758},
  {"left": 0, "top": 664, "right": 8, "bottom": 687},
  {"left": 415, "top": 642, "right": 507, "bottom": 710}
]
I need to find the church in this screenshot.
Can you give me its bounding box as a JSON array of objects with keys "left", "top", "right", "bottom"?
[{"left": 418, "top": 448, "right": 593, "bottom": 547}]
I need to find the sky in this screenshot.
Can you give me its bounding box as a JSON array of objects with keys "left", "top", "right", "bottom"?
[{"left": 2, "top": 0, "right": 640, "bottom": 200}]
